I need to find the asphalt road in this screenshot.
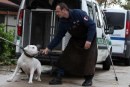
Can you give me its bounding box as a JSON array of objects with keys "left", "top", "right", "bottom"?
[{"left": 0, "top": 64, "right": 130, "bottom": 87}]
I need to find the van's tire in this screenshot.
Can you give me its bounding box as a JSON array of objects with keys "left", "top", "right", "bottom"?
[
  {"left": 103, "top": 56, "right": 111, "bottom": 70},
  {"left": 103, "top": 49, "right": 112, "bottom": 70},
  {"left": 125, "top": 58, "right": 130, "bottom": 66}
]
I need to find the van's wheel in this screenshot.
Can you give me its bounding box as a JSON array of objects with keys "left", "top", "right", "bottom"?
[
  {"left": 125, "top": 58, "right": 130, "bottom": 66},
  {"left": 103, "top": 49, "right": 112, "bottom": 70}
]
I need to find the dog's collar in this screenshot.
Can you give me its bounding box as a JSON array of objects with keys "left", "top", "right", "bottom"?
[{"left": 23, "top": 50, "right": 36, "bottom": 58}]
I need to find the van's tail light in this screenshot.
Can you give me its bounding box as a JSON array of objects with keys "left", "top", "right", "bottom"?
[
  {"left": 17, "top": 9, "right": 24, "bottom": 36},
  {"left": 126, "top": 21, "right": 130, "bottom": 37}
]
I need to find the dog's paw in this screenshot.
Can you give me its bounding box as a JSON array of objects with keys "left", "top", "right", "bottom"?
[
  {"left": 28, "top": 81, "right": 33, "bottom": 84},
  {"left": 7, "top": 78, "right": 13, "bottom": 82},
  {"left": 37, "top": 78, "right": 41, "bottom": 82}
]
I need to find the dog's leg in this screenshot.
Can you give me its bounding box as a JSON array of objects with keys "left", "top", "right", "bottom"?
[
  {"left": 36, "top": 68, "right": 41, "bottom": 81},
  {"left": 7, "top": 66, "right": 20, "bottom": 82},
  {"left": 28, "top": 68, "right": 34, "bottom": 83}
]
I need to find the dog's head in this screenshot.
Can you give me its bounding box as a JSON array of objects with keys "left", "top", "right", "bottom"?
[{"left": 24, "top": 45, "right": 38, "bottom": 56}]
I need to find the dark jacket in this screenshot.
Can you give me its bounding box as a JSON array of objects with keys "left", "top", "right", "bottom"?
[
  {"left": 47, "top": 9, "right": 96, "bottom": 50},
  {"left": 48, "top": 9, "right": 97, "bottom": 76}
]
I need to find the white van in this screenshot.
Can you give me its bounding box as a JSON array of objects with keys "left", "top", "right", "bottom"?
[
  {"left": 15, "top": 0, "right": 113, "bottom": 70},
  {"left": 104, "top": 8, "right": 130, "bottom": 65}
]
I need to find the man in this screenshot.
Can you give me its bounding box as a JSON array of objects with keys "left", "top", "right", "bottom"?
[{"left": 41, "top": 2, "right": 97, "bottom": 86}]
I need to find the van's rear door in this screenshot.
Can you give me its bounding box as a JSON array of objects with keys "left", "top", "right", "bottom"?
[
  {"left": 105, "top": 10, "right": 126, "bottom": 54},
  {"left": 22, "top": 9, "right": 31, "bottom": 47},
  {"left": 30, "top": 9, "right": 63, "bottom": 51}
]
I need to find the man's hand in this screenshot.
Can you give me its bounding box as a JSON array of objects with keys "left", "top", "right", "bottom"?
[
  {"left": 84, "top": 41, "right": 91, "bottom": 49},
  {"left": 40, "top": 48, "right": 50, "bottom": 55}
]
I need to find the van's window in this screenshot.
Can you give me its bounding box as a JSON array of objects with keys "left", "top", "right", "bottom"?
[
  {"left": 105, "top": 12, "right": 125, "bottom": 30},
  {"left": 127, "top": 11, "right": 130, "bottom": 21},
  {"left": 9, "top": 0, "right": 21, "bottom": 5},
  {"left": 26, "top": 0, "right": 81, "bottom": 9},
  {"left": 87, "top": 3, "right": 94, "bottom": 20},
  {"left": 94, "top": 4, "right": 101, "bottom": 28}
]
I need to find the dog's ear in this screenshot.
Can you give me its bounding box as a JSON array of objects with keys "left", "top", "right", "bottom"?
[
  {"left": 36, "top": 44, "right": 42, "bottom": 51},
  {"left": 24, "top": 45, "right": 28, "bottom": 50}
]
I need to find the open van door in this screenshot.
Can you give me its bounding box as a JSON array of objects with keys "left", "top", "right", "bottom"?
[
  {"left": 9, "top": 0, "right": 21, "bottom": 5},
  {"left": 29, "top": 9, "right": 61, "bottom": 50}
]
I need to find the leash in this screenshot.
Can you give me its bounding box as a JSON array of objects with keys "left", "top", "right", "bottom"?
[
  {"left": 0, "top": 37, "right": 24, "bottom": 50},
  {"left": 0, "top": 37, "right": 38, "bottom": 58}
]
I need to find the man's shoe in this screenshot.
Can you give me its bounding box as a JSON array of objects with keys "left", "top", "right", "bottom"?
[
  {"left": 82, "top": 79, "right": 92, "bottom": 86},
  {"left": 49, "top": 77, "right": 62, "bottom": 85}
]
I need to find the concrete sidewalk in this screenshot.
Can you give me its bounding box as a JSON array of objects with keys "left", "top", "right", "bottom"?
[{"left": 0, "top": 65, "right": 130, "bottom": 87}]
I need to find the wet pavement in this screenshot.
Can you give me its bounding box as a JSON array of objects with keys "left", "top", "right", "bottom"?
[{"left": 0, "top": 64, "right": 130, "bottom": 87}]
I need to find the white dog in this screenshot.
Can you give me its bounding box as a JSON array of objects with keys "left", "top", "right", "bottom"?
[{"left": 7, "top": 45, "right": 42, "bottom": 83}]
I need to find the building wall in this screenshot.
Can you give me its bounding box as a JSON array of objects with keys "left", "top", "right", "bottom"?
[
  {"left": 0, "top": 14, "right": 17, "bottom": 39},
  {"left": 0, "top": 14, "right": 5, "bottom": 24},
  {"left": 5, "top": 15, "right": 17, "bottom": 32}
]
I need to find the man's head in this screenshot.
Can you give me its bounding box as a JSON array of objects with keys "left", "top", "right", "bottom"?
[{"left": 55, "top": 3, "right": 69, "bottom": 18}]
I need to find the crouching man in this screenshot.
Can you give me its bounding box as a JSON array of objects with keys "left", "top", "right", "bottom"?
[{"left": 41, "top": 2, "right": 97, "bottom": 86}]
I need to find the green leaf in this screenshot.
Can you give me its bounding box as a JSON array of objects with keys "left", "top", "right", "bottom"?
[{"left": 0, "top": 24, "right": 15, "bottom": 65}]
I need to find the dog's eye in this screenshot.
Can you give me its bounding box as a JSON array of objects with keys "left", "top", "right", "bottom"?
[{"left": 32, "top": 47, "right": 35, "bottom": 49}]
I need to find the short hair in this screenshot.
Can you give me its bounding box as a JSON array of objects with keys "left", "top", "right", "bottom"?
[{"left": 56, "top": 3, "right": 69, "bottom": 11}]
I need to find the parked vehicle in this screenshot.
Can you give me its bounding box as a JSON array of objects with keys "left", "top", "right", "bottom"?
[
  {"left": 104, "top": 8, "right": 130, "bottom": 65},
  {"left": 15, "top": 0, "right": 113, "bottom": 70}
]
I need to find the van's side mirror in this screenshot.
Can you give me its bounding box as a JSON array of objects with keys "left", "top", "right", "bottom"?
[
  {"left": 105, "top": 26, "right": 114, "bottom": 34},
  {"left": 108, "top": 26, "right": 114, "bottom": 34}
]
